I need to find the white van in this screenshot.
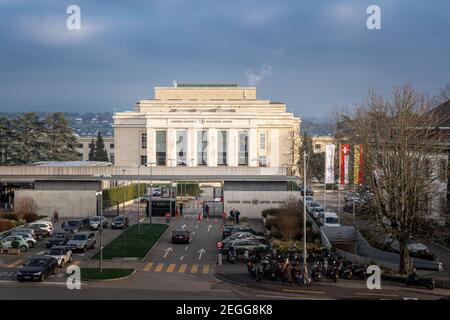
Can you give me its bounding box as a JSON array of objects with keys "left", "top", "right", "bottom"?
[{"left": 322, "top": 212, "right": 341, "bottom": 227}]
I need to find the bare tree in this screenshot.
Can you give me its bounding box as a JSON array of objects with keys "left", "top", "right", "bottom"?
[
  {"left": 432, "top": 83, "right": 450, "bottom": 107},
  {"left": 338, "top": 84, "right": 448, "bottom": 274},
  {"left": 277, "top": 202, "right": 300, "bottom": 245}
]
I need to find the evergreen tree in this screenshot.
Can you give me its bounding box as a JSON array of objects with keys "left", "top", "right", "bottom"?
[
  {"left": 10, "top": 112, "right": 47, "bottom": 164},
  {"left": 94, "top": 131, "right": 109, "bottom": 161},
  {"left": 88, "top": 138, "right": 95, "bottom": 161},
  {"left": 0, "top": 116, "right": 15, "bottom": 164},
  {"left": 45, "top": 112, "right": 80, "bottom": 161}
]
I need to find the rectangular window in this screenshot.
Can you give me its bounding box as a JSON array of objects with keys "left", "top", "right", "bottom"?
[
  {"left": 217, "top": 130, "right": 227, "bottom": 165},
  {"left": 439, "top": 159, "right": 447, "bottom": 181},
  {"left": 238, "top": 131, "right": 248, "bottom": 166},
  {"left": 423, "top": 159, "right": 430, "bottom": 179},
  {"left": 315, "top": 144, "right": 321, "bottom": 151},
  {"left": 77, "top": 143, "right": 83, "bottom": 149},
  {"left": 440, "top": 196, "right": 447, "bottom": 214},
  {"left": 140, "top": 155, "right": 147, "bottom": 166},
  {"left": 110, "top": 153, "right": 115, "bottom": 164},
  {"left": 110, "top": 143, "right": 115, "bottom": 149},
  {"left": 197, "top": 130, "right": 208, "bottom": 165},
  {"left": 156, "top": 131, "right": 166, "bottom": 165},
  {"left": 176, "top": 130, "right": 187, "bottom": 165},
  {"left": 259, "top": 156, "right": 267, "bottom": 167},
  {"left": 259, "top": 132, "right": 266, "bottom": 150},
  {"left": 141, "top": 133, "right": 147, "bottom": 149}
]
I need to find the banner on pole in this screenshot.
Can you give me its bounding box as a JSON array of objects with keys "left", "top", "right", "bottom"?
[
  {"left": 340, "top": 144, "right": 350, "bottom": 185},
  {"left": 353, "top": 144, "right": 365, "bottom": 185},
  {"left": 325, "top": 144, "right": 335, "bottom": 184}
]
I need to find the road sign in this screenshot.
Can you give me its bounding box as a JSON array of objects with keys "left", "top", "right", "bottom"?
[{"left": 216, "top": 241, "right": 223, "bottom": 249}]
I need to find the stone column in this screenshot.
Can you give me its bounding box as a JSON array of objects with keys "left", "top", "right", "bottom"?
[
  {"left": 167, "top": 128, "right": 177, "bottom": 166},
  {"left": 208, "top": 128, "right": 217, "bottom": 167},
  {"left": 249, "top": 127, "right": 258, "bottom": 167},
  {"left": 147, "top": 128, "right": 155, "bottom": 165},
  {"left": 269, "top": 129, "right": 279, "bottom": 167},
  {"left": 227, "top": 128, "right": 238, "bottom": 166},
  {"left": 188, "top": 127, "right": 196, "bottom": 166}
]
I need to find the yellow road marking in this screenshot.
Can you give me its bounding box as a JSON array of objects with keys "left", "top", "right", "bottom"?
[
  {"left": 6, "top": 259, "right": 24, "bottom": 268},
  {"left": 167, "top": 263, "right": 176, "bottom": 273},
  {"left": 143, "top": 262, "right": 153, "bottom": 272},
  {"left": 353, "top": 292, "right": 399, "bottom": 298},
  {"left": 202, "top": 265, "right": 210, "bottom": 274},
  {"left": 190, "top": 264, "right": 198, "bottom": 273},
  {"left": 155, "top": 263, "right": 164, "bottom": 272},
  {"left": 282, "top": 289, "right": 325, "bottom": 295},
  {"left": 178, "top": 264, "right": 187, "bottom": 273}
]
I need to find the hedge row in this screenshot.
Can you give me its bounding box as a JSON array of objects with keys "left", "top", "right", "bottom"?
[
  {"left": 176, "top": 183, "right": 200, "bottom": 196},
  {"left": 102, "top": 183, "right": 148, "bottom": 208}
]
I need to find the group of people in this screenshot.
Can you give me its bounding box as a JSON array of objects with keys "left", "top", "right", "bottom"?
[{"left": 229, "top": 208, "right": 241, "bottom": 224}]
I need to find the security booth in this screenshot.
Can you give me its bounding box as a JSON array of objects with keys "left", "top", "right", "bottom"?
[{"left": 145, "top": 183, "right": 177, "bottom": 217}]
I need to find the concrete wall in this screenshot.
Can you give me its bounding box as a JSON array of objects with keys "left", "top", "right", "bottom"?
[
  {"left": 224, "top": 191, "right": 300, "bottom": 218},
  {"left": 224, "top": 181, "right": 288, "bottom": 191},
  {"left": 35, "top": 180, "right": 101, "bottom": 191},
  {"left": 15, "top": 190, "right": 97, "bottom": 218}
]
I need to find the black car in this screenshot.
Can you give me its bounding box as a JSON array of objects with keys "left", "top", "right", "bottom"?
[
  {"left": 26, "top": 225, "right": 50, "bottom": 240},
  {"left": 111, "top": 216, "right": 129, "bottom": 229},
  {"left": 299, "top": 186, "right": 314, "bottom": 196},
  {"left": 171, "top": 229, "right": 190, "bottom": 244},
  {"left": 17, "top": 256, "right": 58, "bottom": 282},
  {"left": 62, "top": 218, "right": 90, "bottom": 233},
  {"left": 222, "top": 225, "right": 264, "bottom": 239},
  {"left": 46, "top": 232, "right": 72, "bottom": 248}
]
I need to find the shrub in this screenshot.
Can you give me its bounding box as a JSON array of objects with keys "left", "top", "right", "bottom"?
[
  {"left": 3, "top": 213, "right": 19, "bottom": 221},
  {"left": 0, "top": 219, "right": 15, "bottom": 232},
  {"left": 262, "top": 208, "right": 277, "bottom": 218},
  {"left": 23, "top": 212, "right": 39, "bottom": 223}
]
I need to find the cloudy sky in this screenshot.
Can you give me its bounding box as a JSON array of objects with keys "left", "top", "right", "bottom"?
[{"left": 0, "top": 0, "right": 449, "bottom": 116}]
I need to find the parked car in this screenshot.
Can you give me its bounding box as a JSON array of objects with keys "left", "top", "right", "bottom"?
[
  {"left": 344, "top": 192, "right": 361, "bottom": 203},
  {"left": 225, "top": 239, "right": 269, "bottom": 254},
  {"left": 300, "top": 196, "right": 314, "bottom": 205},
  {"left": 111, "top": 216, "right": 129, "bottom": 229},
  {"left": 24, "top": 225, "right": 51, "bottom": 240},
  {"left": 306, "top": 201, "right": 322, "bottom": 214},
  {"left": 140, "top": 194, "right": 150, "bottom": 203},
  {"left": 27, "top": 222, "right": 53, "bottom": 236},
  {"left": 343, "top": 199, "right": 364, "bottom": 213},
  {"left": 222, "top": 225, "right": 264, "bottom": 238},
  {"left": 152, "top": 188, "right": 162, "bottom": 197},
  {"left": 311, "top": 207, "right": 325, "bottom": 219},
  {"left": 222, "top": 232, "right": 265, "bottom": 246},
  {"left": 322, "top": 212, "right": 341, "bottom": 227},
  {"left": 17, "top": 256, "right": 58, "bottom": 282},
  {"left": 299, "top": 186, "right": 314, "bottom": 196},
  {"left": 62, "top": 218, "right": 90, "bottom": 233},
  {"left": 46, "top": 232, "right": 72, "bottom": 248},
  {"left": 11, "top": 232, "right": 36, "bottom": 247},
  {"left": 384, "top": 237, "right": 429, "bottom": 255},
  {"left": 45, "top": 246, "right": 73, "bottom": 267},
  {"left": 11, "top": 229, "right": 37, "bottom": 243},
  {"left": 171, "top": 229, "right": 190, "bottom": 244},
  {"left": 89, "top": 216, "right": 109, "bottom": 230},
  {"left": 311, "top": 177, "right": 319, "bottom": 184},
  {"left": 0, "top": 235, "right": 29, "bottom": 252},
  {"left": 66, "top": 231, "right": 96, "bottom": 252}
]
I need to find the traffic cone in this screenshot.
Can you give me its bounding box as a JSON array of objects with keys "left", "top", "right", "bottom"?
[
  {"left": 206, "top": 216, "right": 210, "bottom": 222},
  {"left": 197, "top": 212, "right": 202, "bottom": 222}
]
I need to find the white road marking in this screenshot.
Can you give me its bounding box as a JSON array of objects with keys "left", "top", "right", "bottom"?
[
  {"left": 185, "top": 246, "right": 189, "bottom": 251},
  {"left": 207, "top": 225, "right": 212, "bottom": 232},
  {"left": 163, "top": 247, "right": 173, "bottom": 258},
  {"left": 180, "top": 256, "right": 184, "bottom": 261},
  {"left": 198, "top": 248, "right": 206, "bottom": 260}
]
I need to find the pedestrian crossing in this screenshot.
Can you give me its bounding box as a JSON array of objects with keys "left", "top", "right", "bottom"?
[{"left": 142, "top": 262, "right": 212, "bottom": 274}]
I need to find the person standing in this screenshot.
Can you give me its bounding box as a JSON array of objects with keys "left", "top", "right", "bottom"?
[
  {"left": 179, "top": 202, "right": 183, "bottom": 216},
  {"left": 205, "top": 203, "right": 210, "bottom": 219},
  {"left": 53, "top": 209, "right": 59, "bottom": 223},
  {"left": 235, "top": 209, "right": 240, "bottom": 224},
  {"left": 230, "top": 208, "right": 235, "bottom": 223}
]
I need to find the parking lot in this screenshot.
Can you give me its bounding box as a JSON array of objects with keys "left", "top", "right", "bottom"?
[{"left": 0, "top": 203, "right": 142, "bottom": 283}]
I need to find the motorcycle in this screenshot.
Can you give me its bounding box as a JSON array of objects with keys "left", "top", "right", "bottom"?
[
  {"left": 326, "top": 265, "right": 339, "bottom": 283},
  {"left": 311, "top": 264, "right": 322, "bottom": 282},
  {"left": 406, "top": 273, "right": 435, "bottom": 290},
  {"left": 351, "top": 264, "right": 367, "bottom": 280}
]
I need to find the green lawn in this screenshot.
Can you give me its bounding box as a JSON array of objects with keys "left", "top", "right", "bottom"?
[
  {"left": 92, "top": 223, "right": 168, "bottom": 259},
  {"left": 81, "top": 268, "right": 135, "bottom": 280}
]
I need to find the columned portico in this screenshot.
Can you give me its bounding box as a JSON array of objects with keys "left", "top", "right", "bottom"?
[{"left": 113, "top": 84, "right": 301, "bottom": 173}]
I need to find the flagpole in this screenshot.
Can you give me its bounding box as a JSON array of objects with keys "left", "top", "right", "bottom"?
[{"left": 338, "top": 144, "right": 341, "bottom": 217}]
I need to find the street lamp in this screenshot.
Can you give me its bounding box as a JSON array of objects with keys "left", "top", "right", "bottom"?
[
  {"left": 121, "top": 168, "right": 130, "bottom": 250},
  {"left": 303, "top": 151, "right": 308, "bottom": 284},
  {"left": 146, "top": 162, "right": 156, "bottom": 225},
  {"left": 95, "top": 191, "right": 103, "bottom": 273}
]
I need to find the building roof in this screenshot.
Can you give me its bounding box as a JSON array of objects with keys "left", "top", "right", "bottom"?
[{"left": 176, "top": 84, "right": 239, "bottom": 88}]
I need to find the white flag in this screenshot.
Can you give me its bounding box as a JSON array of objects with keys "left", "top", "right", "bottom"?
[{"left": 325, "top": 144, "right": 335, "bottom": 184}]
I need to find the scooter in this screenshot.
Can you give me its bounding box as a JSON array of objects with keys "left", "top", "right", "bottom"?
[{"left": 406, "top": 273, "right": 435, "bottom": 290}]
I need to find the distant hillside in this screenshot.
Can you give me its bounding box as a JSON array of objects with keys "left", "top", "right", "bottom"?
[{"left": 301, "top": 117, "right": 334, "bottom": 136}]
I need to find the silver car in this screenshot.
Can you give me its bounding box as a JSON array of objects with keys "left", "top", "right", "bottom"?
[{"left": 66, "top": 232, "right": 96, "bottom": 252}]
